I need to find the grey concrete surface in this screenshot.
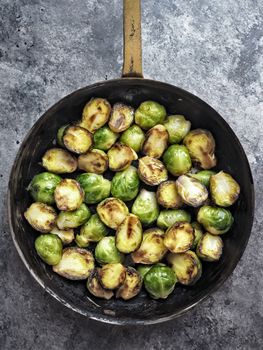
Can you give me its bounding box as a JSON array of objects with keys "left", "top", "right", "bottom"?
[{"left": 1, "top": 0, "right": 263, "bottom": 349}]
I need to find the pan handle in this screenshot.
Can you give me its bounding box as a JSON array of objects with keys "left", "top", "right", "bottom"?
[{"left": 122, "top": 0, "right": 143, "bottom": 78}]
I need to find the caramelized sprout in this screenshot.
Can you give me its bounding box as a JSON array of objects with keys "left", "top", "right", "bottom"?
[
  {"left": 78, "top": 149, "right": 108, "bottom": 174},
  {"left": 191, "top": 222, "right": 203, "bottom": 249},
  {"left": 97, "top": 197, "right": 129, "bottom": 229},
  {"left": 163, "top": 115, "right": 191, "bottom": 144},
  {"left": 163, "top": 145, "right": 192, "bottom": 176},
  {"left": 138, "top": 156, "right": 168, "bottom": 186},
  {"left": 87, "top": 269, "right": 114, "bottom": 300},
  {"left": 58, "top": 125, "right": 93, "bottom": 154},
  {"left": 54, "top": 179, "right": 84, "bottom": 211},
  {"left": 108, "top": 143, "right": 137, "bottom": 171},
  {"left": 142, "top": 124, "right": 169, "bottom": 158},
  {"left": 24, "top": 202, "right": 57, "bottom": 232},
  {"left": 197, "top": 205, "right": 233, "bottom": 235},
  {"left": 42, "top": 148, "right": 77, "bottom": 174},
  {"left": 135, "top": 101, "right": 166, "bottom": 130},
  {"left": 76, "top": 173, "right": 111, "bottom": 204},
  {"left": 196, "top": 232, "right": 223, "bottom": 261},
  {"left": 176, "top": 175, "right": 208, "bottom": 207},
  {"left": 98, "top": 263, "right": 126, "bottom": 290},
  {"left": 210, "top": 171, "right": 240, "bottom": 207},
  {"left": 50, "top": 226, "right": 75, "bottom": 245},
  {"left": 164, "top": 222, "right": 194, "bottom": 253},
  {"left": 132, "top": 189, "right": 159, "bottom": 226},
  {"left": 156, "top": 181, "right": 182, "bottom": 209},
  {"left": 109, "top": 103, "right": 134, "bottom": 132},
  {"left": 116, "top": 267, "right": 142, "bottom": 300},
  {"left": 116, "top": 214, "right": 143, "bottom": 253},
  {"left": 79, "top": 98, "right": 111, "bottom": 133},
  {"left": 119, "top": 125, "right": 145, "bottom": 152}
]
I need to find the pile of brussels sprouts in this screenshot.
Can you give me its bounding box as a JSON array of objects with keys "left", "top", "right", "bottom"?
[{"left": 25, "top": 98, "right": 240, "bottom": 300}]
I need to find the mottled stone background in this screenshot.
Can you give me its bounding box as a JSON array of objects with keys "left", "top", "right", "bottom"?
[{"left": 0, "top": 0, "right": 262, "bottom": 349}]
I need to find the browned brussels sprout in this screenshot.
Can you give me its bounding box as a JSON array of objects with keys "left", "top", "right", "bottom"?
[
  {"left": 87, "top": 269, "right": 114, "bottom": 300},
  {"left": 156, "top": 181, "right": 183, "bottom": 209},
  {"left": 54, "top": 179, "right": 84, "bottom": 211},
  {"left": 116, "top": 267, "right": 142, "bottom": 300},
  {"left": 108, "top": 143, "right": 137, "bottom": 171},
  {"left": 109, "top": 103, "right": 134, "bottom": 132},
  {"left": 210, "top": 171, "right": 240, "bottom": 207},
  {"left": 176, "top": 175, "right": 208, "bottom": 207},
  {"left": 42, "top": 148, "right": 77, "bottom": 174},
  {"left": 57, "top": 125, "right": 93, "bottom": 154},
  {"left": 196, "top": 232, "right": 223, "bottom": 261},
  {"left": 24, "top": 202, "right": 57, "bottom": 233},
  {"left": 142, "top": 124, "right": 169, "bottom": 158},
  {"left": 98, "top": 263, "right": 126, "bottom": 289},
  {"left": 138, "top": 156, "right": 168, "bottom": 186},
  {"left": 164, "top": 222, "right": 194, "bottom": 253},
  {"left": 50, "top": 226, "right": 75, "bottom": 245},
  {"left": 116, "top": 214, "right": 143, "bottom": 253},
  {"left": 79, "top": 98, "right": 111, "bottom": 133},
  {"left": 78, "top": 149, "right": 108, "bottom": 174},
  {"left": 97, "top": 197, "right": 129, "bottom": 229}
]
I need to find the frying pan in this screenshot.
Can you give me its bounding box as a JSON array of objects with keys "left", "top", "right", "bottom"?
[{"left": 8, "top": 0, "right": 254, "bottom": 325}]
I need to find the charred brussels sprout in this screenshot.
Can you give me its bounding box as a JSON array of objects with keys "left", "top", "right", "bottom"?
[
  {"left": 163, "top": 115, "right": 191, "bottom": 144},
  {"left": 138, "top": 156, "right": 168, "bottom": 186},
  {"left": 132, "top": 189, "right": 159, "bottom": 226},
  {"left": 164, "top": 222, "right": 194, "bottom": 253},
  {"left": 54, "top": 179, "right": 84, "bottom": 211},
  {"left": 191, "top": 222, "right": 203, "bottom": 249},
  {"left": 116, "top": 214, "right": 143, "bottom": 253},
  {"left": 108, "top": 143, "right": 137, "bottom": 171},
  {"left": 57, "top": 125, "right": 93, "bottom": 154},
  {"left": 78, "top": 149, "right": 108, "bottom": 174},
  {"left": 156, "top": 181, "right": 182, "bottom": 209},
  {"left": 53, "top": 247, "right": 94, "bottom": 280},
  {"left": 144, "top": 265, "right": 176, "bottom": 299},
  {"left": 97, "top": 197, "right": 129, "bottom": 229},
  {"left": 28, "top": 172, "right": 61, "bottom": 205},
  {"left": 50, "top": 226, "right": 75, "bottom": 245},
  {"left": 75, "top": 214, "right": 108, "bottom": 248},
  {"left": 176, "top": 175, "right": 208, "bottom": 207},
  {"left": 111, "top": 166, "right": 139, "bottom": 201},
  {"left": 57, "top": 203, "right": 91, "bottom": 229},
  {"left": 163, "top": 145, "right": 192, "bottom": 176},
  {"left": 35, "top": 234, "right": 63, "bottom": 265},
  {"left": 210, "top": 171, "right": 240, "bottom": 207},
  {"left": 119, "top": 125, "right": 145, "bottom": 152},
  {"left": 98, "top": 263, "right": 126, "bottom": 290},
  {"left": 135, "top": 101, "right": 166, "bottom": 130},
  {"left": 196, "top": 233, "right": 223, "bottom": 261},
  {"left": 197, "top": 205, "right": 233, "bottom": 235},
  {"left": 109, "top": 103, "right": 134, "bottom": 132},
  {"left": 24, "top": 202, "right": 57, "bottom": 232},
  {"left": 76, "top": 173, "right": 111, "bottom": 204},
  {"left": 42, "top": 148, "right": 77, "bottom": 174},
  {"left": 183, "top": 129, "right": 217, "bottom": 169},
  {"left": 116, "top": 267, "right": 142, "bottom": 300},
  {"left": 142, "top": 124, "right": 169, "bottom": 158},
  {"left": 189, "top": 170, "right": 216, "bottom": 187},
  {"left": 87, "top": 269, "right": 114, "bottom": 300},
  {"left": 95, "top": 236, "right": 124, "bottom": 265},
  {"left": 157, "top": 209, "right": 191, "bottom": 229},
  {"left": 93, "top": 126, "right": 119, "bottom": 151}
]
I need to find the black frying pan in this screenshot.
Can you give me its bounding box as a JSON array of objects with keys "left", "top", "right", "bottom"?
[{"left": 8, "top": 0, "right": 254, "bottom": 325}]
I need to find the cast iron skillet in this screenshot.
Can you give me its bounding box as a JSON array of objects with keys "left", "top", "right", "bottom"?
[{"left": 8, "top": 0, "right": 254, "bottom": 325}]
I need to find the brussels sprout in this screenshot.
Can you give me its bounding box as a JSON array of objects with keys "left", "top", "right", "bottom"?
[
  {"left": 42, "top": 148, "right": 77, "bottom": 174},
  {"left": 97, "top": 197, "right": 129, "bottom": 229},
  {"left": 138, "top": 156, "right": 168, "bottom": 186},
  {"left": 98, "top": 263, "right": 126, "bottom": 289},
  {"left": 76, "top": 173, "right": 111, "bottom": 204},
  {"left": 108, "top": 143, "right": 137, "bottom": 171},
  {"left": 87, "top": 269, "right": 114, "bottom": 300},
  {"left": 210, "top": 171, "right": 240, "bottom": 207},
  {"left": 54, "top": 179, "right": 84, "bottom": 211},
  {"left": 79, "top": 98, "right": 111, "bottom": 133},
  {"left": 57, "top": 124, "right": 69, "bottom": 147},
  {"left": 50, "top": 226, "right": 75, "bottom": 245},
  {"left": 131, "top": 189, "right": 159, "bottom": 226},
  {"left": 57, "top": 125, "right": 93, "bottom": 154},
  {"left": 196, "top": 232, "right": 223, "bottom": 261},
  {"left": 191, "top": 222, "right": 203, "bottom": 249},
  {"left": 136, "top": 265, "right": 153, "bottom": 279},
  {"left": 131, "top": 228, "right": 167, "bottom": 264},
  {"left": 164, "top": 222, "right": 194, "bottom": 253},
  {"left": 142, "top": 124, "right": 169, "bottom": 158},
  {"left": 144, "top": 265, "right": 176, "bottom": 299},
  {"left": 116, "top": 214, "right": 143, "bottom": 253},
  {"left": 93, "top": 126, "right": 119, "bottom": 151},
  {"left": 119, "top": 125, "right": 145, "bottom": 152},
  {"left": 75, "top": 214, "right": 108, "bottom": 247},
  {"left": 24, "top": 202, "right": 57, "bottom": 232},
  {"left": 28, "top": 172, "right": 62, "bottom": 205},
  {"left": 57, "top": 203, "right": 91, "bottom": 229},
  {"left": 163, "top": 145, "right": 192, "bottom": 176},
  {"left": 197, "top": 205, "right": 233, "bottom": 235},
  {"left": 53, "top": 247, "right": 94, "bottom": 280},
  {"left": 111, "top": 166, "right": 139, "bottom": 201},
  {"left": 183, "top": 129, "right": 217, "bottom": 169},
  {"left": 135, "top": 101, "right": 166, "bottom": 130},
  {"left": 167, "top": 250, "right": 202, "bottom": 285},
  {"left": 163, "top": 115, "right": 191, "bottom": 144},
  {"left": 78, "top": 149, "right": 108, "bottom": 174},
  {"left": 189, "top": 170, "right": 216, "bottom": 187},
  {"left": 156, "top": 181, "right": 183, "bottom": 209},
  {"left": 95, "top": 236, "right": 124, "bottom": 265},
  {"left": 157, "top": 209, "right": 191, "bottom": 229},
  {"left": 109, "top": 103, "right": 134, "bottom": 132},
  {"left": 116, "top": 267, "right": 142, "bottom": 300},
  {"left": 35, "top": 234, "right": 63, "bottom": 265},
  {"left": 176, "top": 175, "right": 208, "bottom": 207}
]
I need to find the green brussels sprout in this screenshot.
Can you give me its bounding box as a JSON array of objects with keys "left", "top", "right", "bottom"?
[
  {"left": 176, "top": 175, "right": 208, "bottom": 207},
  {"left": 157, "top": 209, "right": 191, "bottom": 229},
  {"left": 57, "top": 124, "right": 69, "bottom": 147},
  {"left": 144, "top": 265, "right": 177, "bottom": 299},
  {"left": 50, "top": 226, "right": 75, "bottom": 245},
  {"left": 87, "top": 269, "right": 114, "bottom": 300},
  {"left": 167, "top": 250, "right": 202, "bottom": 285},
  {"left": 108, "top": 143, "right": 137, "bottom": 171},
  {"left": 164, "top": 222, "right": 194, "bottom": 253},
  {"left": 95, "top": 236, "right": 124, "bottom": 265},
  {"left": 57, "top": 203, "right": 91, "bottom": 229},
  {"left": 138, "top": 156, "right": 168, "bottom": 186},
  {"left": 93, "top": 126, "right": 119, "bottom": 151},
  {"left": 196, "top": 232, "right": 223, "bottom": 261},
  {"left": 111, "top": 166, "right": 139, "bottom": 201},
  {"left": 132, "top": 189, "right": 159, "bottom": 226},
  {"left": 135, "top": 101, "right": 166, "bottom": 130},
  {"left": 53, "top": 247, "right": 94, "bottom": 280},
  {"left": 189, "top": 170, "right": 216, "bottom": 187},
  {"left": 98, "top": 263, "right": 126, "bottom": 289},
  {"left": 97, "top": 197, "right": 129, "bottom": 229},
  {"left": 116, "top": 267, "right": 142, "bottom": 300},
  {"left": 54, "top": 179, "right": 84, "bottom": 211},
  {"left": 109, "top": 103, "right": 134, "bottom": 132},
  {"left": 35, "top": 234, "right": 63, "bottom": 265},
  {"left": 78, "top": 149, "right": 108, "bottom": 174},
  {"left": 119, "top": 125, "right": 145, "bottom": 152},
  {"left": 142, "top": 124, "right": 169, "bottom": 158},
  {"left": 163, "top": 145, "right": 192, "bottom": 176},
  {"left": 57, "top": 125, "right": 93, "bottom": 154},
  {"left": 24, "top": 202, "right": 57, "bottom": 232},
  {"left": 76, "top": 173, "right": 111, "bottom": 204},
  {"left": 163, "top": 115, "right": 191, "bottom": 144},
  {"left": 136, "top": 265, "right": 153, "bottom": 279},
  {"left": 183, "top": 129, "right": 217, "bottom": 169},
  {"left": 156, "top": 181, "right": 183, "bottom": 209},
  {"left": 116, "top": 214, "right": 143, "bottom": 253},
  {"left": 131, "top": 228, "right": 167, "bottom": 264},
  {"left": 197, "top": 205, "right": 234, "bottom": 235},
  {"left": 210, "top": 171, "right": 240, "bottom": 207},
  {"left": 28, "top": 172, "right": 62, "bottom": 205},
  {"left": 42, "top": 148, "right": 77, "bottom": 174},
  {"left": 191, "top": 222, "right": 203, "bottom": 249}
]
